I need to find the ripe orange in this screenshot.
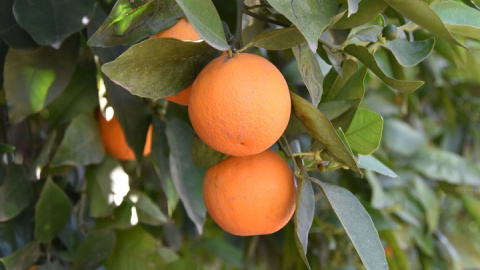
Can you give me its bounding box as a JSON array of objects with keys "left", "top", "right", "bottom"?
[
  {"left": 97, "top": 111, "right": 152, "bottom": 160},
  {"left": 188, "top": 53, "right": 291, "bottom": 156},
  {"left": 203, "top": 149, "right": 296, "bottom": 236},
  {"left": 150, "top": 18, "right": 202, "bottom": 106}
]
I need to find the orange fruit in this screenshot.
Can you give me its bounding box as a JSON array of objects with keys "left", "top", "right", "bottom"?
[
  {"left": 203, "top": 149, "right": 296, "bottom": 236},
  {"left": 97, "top": 111, "right": 152, "bottom": 160},
  {"left": 27, "top": 266, "right": 38, "bottom": 270},
  {"left": 188, "top": 53, "right": 291, "bottom": 156},
  {"left": 150, "top": 18, "right": 202, "bottom": 106}
]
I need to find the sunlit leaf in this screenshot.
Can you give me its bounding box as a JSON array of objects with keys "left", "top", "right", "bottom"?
[
  {"left": 101, "top": 38, "right": 218, "bottom": 99},
  {"left": 345, "top": 108, "right": 383, "bottom": 155},
  {"left": 73, "top": 230, "right": 115, "bottom": 270},
  {"left": 431, "top": 0, "right": 480, "bottom": 41},
  {"left": 175, "top": 0, "right": 229, "bottom": 51},
  {"left": 292, "top": 42, "right": 324, "bottom": 107},
  {"left": 0, "top": 164, "right": 32, "bottom": 222},
  {"left": 88, "top": 0, "right": 183, "bottom": 47},
  {"left": 35, "top": 178, "right": 73, "bottom": 243},
  {"left": 249, "top": 27, "right": 305, "bottom": 50},
  {"left": 266, "top": 0, "right": 338, "bottom": 51},
  {"left": 383, "top": 38, "right": 435, "bottom": 67},
  {"left": 311, "top": 178, "right": 388, "bottom": 270}
]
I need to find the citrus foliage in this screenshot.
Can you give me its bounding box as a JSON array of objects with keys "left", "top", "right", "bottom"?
[{"left": 1, "top": 0, "right": 480, "bottom": 269}]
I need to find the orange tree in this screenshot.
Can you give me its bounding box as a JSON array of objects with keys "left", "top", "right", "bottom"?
[{"left": 1, "top": 0, "right": 480, "bottom": 269}]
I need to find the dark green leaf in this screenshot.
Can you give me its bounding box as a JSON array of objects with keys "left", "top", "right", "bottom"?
[
  {"left": 290, "top": 91, "right": 361, "bottom": 174},
  {"left": 86, "top": 156, "right": 124, "bottom": 218},
  {"left": 411, "top": 147, "right": 480, "bottom": 186},
  {"left": 322, "top": 59, "right": 358, "bottom": 102},
  {"left": 0, "top": 210, "right": 34, "bottom": 257},
  {"left": 383, "top": 38, "right": 435, "bottom": 67},
  {"left": 4, "top": 35, "right": 79, "bottom": 123},
  {"left": 46, "top": 62, "right": 98, "bottom": 129},
  {"left": 383, "top": 119, "right": 427, "bottom": 156},
  {"left": 35, "top": 178, "right": 73, "bottom": 243},
  {"left": 36, "top": 261, "right": 63, "bottom": 270},
  {"left": 0, "top": 242, "right": 41, "bottom": 270},
  {"left": 13, "top": 0, "right": 94, "bottom": 46},
  {"left": 318, "top": 99, "right": 358, "bottom": 120},
  {"left": 101, "top": 39, "right": 218, "bottom": 99},
  {"left": 88, "top": 0, "right": 183, "bottom": 47},
  {"left": 51, "top": 113, "right": 105, "bottom": 166},
  {"left": 413, "top": 176, "right": 439, "bottom": 233},
  {"left": 294, "top": 177, "right": 314, "bottom": 270},
  {"left": 0, "top": 144, "right": 14, "bottom": 155},
  {"left": 358, "top": 155, "right": 397, "bottom": 178},
  {"left": 73, "top": 230, "right": 115, "bottom": 270},
  {"left": 0, "top": 164, "right": 32, "bottom": 222},
  {"left": 292, "top": 42, "right": 323, "bottom": 107},
  {"left": 165, "top": 116, "right": 206, "bottom": 234},
  {"left": 344, "top": 44, "right": 424, "bottom": 93},
  {"left": 105, "top": 226, "right": 166, "bottom": 270},
  {"left": 126, "top": 190, "right": 168, "bottom": 226},
  {"left": 311, "top": 178, "right": 388, "bottom": 270},
  {"left": 249, "top": 27, "right": 305, "bottom": 50},
  {"left": 345, "top": 108, "right": 383, "bottom": 155},
  {"left": 0, "top": 0, "right": 37, "bottom": 49},
  {"left": 191, "top": 135, "right": 228, "bottom": 168},
  {"left": 175, "top": 0, "right": 229, "bottom": 51},
  {"left": 151, "top": 118, "right": 179, "bottom": 217},
  {"left": 96, "top": 201, "right": 134, "bottom": 230},
  {"left": 333, "top": 0, "right": 388, "bottom": 29},
  {"left": 266, "top": 0, "right": 339, "bottom": 52},
  {"left": 431, "top": 0, "right": 480, "bottom": 41},
  {"left": 382, "top": 0, "right": 464, "bottom": 47}
]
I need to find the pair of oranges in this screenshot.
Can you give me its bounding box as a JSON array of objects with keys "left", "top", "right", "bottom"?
[{"left": 98, "top": 19, "right": 296, "bottom": 236}]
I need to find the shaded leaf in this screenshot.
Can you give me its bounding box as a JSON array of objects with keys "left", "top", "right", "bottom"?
[
  {"left": 344, "top": 44, "right": 424, "bottom": 93},
  {"left": 126, "top": 190, "right": 168, "bottom": 226},
  {"left": 461, "top": 194, "right": 480, "bottom": 227},
  {"left": 0, "top": 242, "right": 41, "bottom": 270},
  {"left": 88, "top": 0, "right": 183, "bottom": 47},
  {"left": 290, "top": 91, "right": 361, "bottom": 174},
  {"left": 13, "top": 0, "right": 94, "bottom": 46},
  {"left": 0, "top": 0, "right": 37, "bottom": 50},
  {"left": 96, "top": 201, "right": 134, "bottom": 230},
  {"left": 383, "top": 119, "right": 427, "bottom": 156},
  {"left": 73, "top": 230, "right": 115, "bottom": 270},
  {"left": 4, "top": 35, "right": 79, "bottom": 123},
  {"left": 0, "top": 210, "right": 34, "bottom": 257},
  {"left": 266, "top": 0, "right": 339, "bottom": 51},
  {"left": 175, "top": 0, "right": 229, "bottom": 51},
  {"left": 292, "top": 42, "right": 323, "bottom": 106},
  {"left": 0, "top": 144, "right": 14, "bottom": 155},
  {"left": 191, "top": 135, "right": 228, "bottom": 168},
  {"left": 294, "top": 177, "right": 314, "bottom": 270},
  {"left": 382, "top": 0, "right": 464, "bottom": 47},
  {"left": 322, "top": 59, "right": 358, "bottom": 102},
  {"left": 166, "top": 117, "right": 206, "bottom": 234},
  {"left": 431, "top": 0, "right": 480, "bottom": 41},
  {"left": 413, "top": 176, "right": 439, "bottom": 233},
  {"left": 333, "top": 0, "right": 388, "bottom": 29},
  {"left": 35, "top": 178, "right": 73, "bottom": 243},
  {"left": 365, "top": 170, "right": 393, "bottom": 209},
  {"left": 354, "top": 25, "right": 383, "bottom": 42},
  {"left": 250, "top": 27, "right": 305, "bottom": 50},
  {"left": 101, "top": 39, "right": 219, "bottom": 99},
  {"left": 0, "top": 164, "right": 32, "bottom": 222},
  {"left": 51, "top": 113, "right": 105, "bottom": 167},
  {"left": 311, "top": 178, "right": 388, "bottom": 270},
  {"left": 383, "top": 38, "right": 435, "bottom": 67},
  {"left": 379, "top": 230, "right": 411, "bottom": 270},
  {"left": 358, "top": 155, "right": 397, "bottom": 178},
  {"left": 345, "top": 108, "right": 383, "bottom": 155},
  {"left": 318, "top": 99, "right": 358, "bottom": 120}
]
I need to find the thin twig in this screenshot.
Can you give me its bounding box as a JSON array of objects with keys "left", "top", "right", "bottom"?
[{"left": 243, "top": 10, "right": 290, "bottom": 27}]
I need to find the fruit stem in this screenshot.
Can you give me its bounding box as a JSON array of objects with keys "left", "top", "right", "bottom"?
[{"left": 227, "top": 49, "right": 233, "bottom": 58}]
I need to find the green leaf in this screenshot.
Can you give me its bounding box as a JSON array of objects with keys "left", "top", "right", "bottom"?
[
  {"left": 266, "top": 0, "right": 339, "bottom": 52},
  {"left": 101, "top": 39, "right": 218, "bottom": 99},
  {"left": 413, "top": 176, "right": 439, "bottom": 233},
  {"left": 383, "top": 119, "right": 427, "bottom": 156},
  {"left": 358, "top": 155, "right": 397, "bottom": 178},
  {"left": 318, "top": 99, "right": 358, "bottom": 120},
  {"left": 411, "top": 147, "right": 480, "bottom": 186},
  {"left": 292, "top": 42, "right": 324, "bottom": 107},
  {"left": 35, "top": 178, "right": 73, "bottom": 243},
  {"left": 126, "top": 190, "right": 168, "bottom": 226},
  {"left": 290, "top": 91, "right": 361, "bottom": 174},
  {"left": 345, "top": 108, "right": 383, "bottom": 155},
  {"left": 0, "top": 144, "right": 14, "bottom": 155},
  {"left": 461, "top": 194, "right": 480, "bottom": 227},
  {"left": 4, "top": 35, "right": 79, "bottom": 123},
  {"left": 383, "top": 38, "right": 435, "bottom": 67},
  {"left": 333, "top": 0, "right": 388, "bottom": 29},
  {"left": 96, "top": 201, "right": 134, "bottom": 230},
  {"left": 51, "top": 113, "right": 105, "bottom": 166},
  {"left": 165, "top": 116, "right": 206, "bottom": 234},
  {"left": 86, "top": 156, "right": 125, "bottom": 218},
  {"left": 0, "top": 210, "right": 34, "bottom": 257},
  {"left": 105, "top": 226, "right": 165, "bottom": 269},
  {"left": 88, "top": 0, "right": 183, "bottom": 47},
  {"left": 431, "top": 0, "right": 480, "bottom": 41},
  {"left": 151, "top": 118, "right": 179, "bottom": 217},
  {"left": 382, "top": 0, "right": 464, "bottom": 47},
  {"left": 294, "top": 177, "right": 314, "bottom": 270},
  {"left": 364, "top": 170, "right": 393, "bottom": 209},
  {"left": 322, "top": 59, "right": 358, "bottom": 102},
  {"left": 0, "top": 0, "right": 37, "bottom": 50},
  {"left": 13, "top": 0, "right": 95, "bottom": 46},
  {"left": 0, "top": 164, "right": 32, "bottom": 222},
  {"left": 347, "top": 0, "right": 360, "bottom": 17},
  {"left": 379, "top": 230, "right": 411, "bottom": 270},
  {"left": 191, "top": 135, "right": 228, "bottom": 168},
  {"left": 0, "top": 242, "right": 41, "bottom": 270},
  {"left": 73, "top": 230, "right": 115, "bottom": 270},
  {"left": 311, "top": 178, "right": 388, "bottom": 270},
  {"left": 175, "top": 0, "right": 229, "bottom": 51},
  {"left": 354, "top": 25, "right": 383, "bottom": 43},
  {"left": 249, "top": 27, "right": 306, "bottom": 50},
  {"left": 344, "top": 44, "right": 424, "bottom": 93}
]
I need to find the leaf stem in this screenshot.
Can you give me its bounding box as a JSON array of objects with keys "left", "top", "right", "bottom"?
[{"left": 243, "top": 10, "right": 290, "bottom": 27}]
